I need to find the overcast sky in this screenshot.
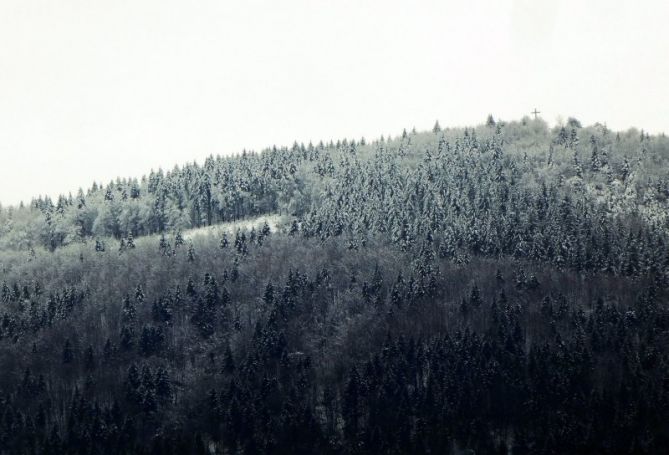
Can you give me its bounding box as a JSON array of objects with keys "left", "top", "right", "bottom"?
[{"left": 1, "top": 0, "right": 667, "bottom": 206}]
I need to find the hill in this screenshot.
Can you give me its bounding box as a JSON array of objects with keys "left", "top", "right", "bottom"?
[{"left": 0, "top": 117, "right": 668, "bottom": 454}]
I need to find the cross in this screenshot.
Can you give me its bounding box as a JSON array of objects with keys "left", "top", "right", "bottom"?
[{"left": 531, "top": 108, "right": 541, "bottom": 120}]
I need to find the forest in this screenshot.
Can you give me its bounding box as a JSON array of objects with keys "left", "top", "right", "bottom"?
[{"left": 0, "top": 116, "right": 668, "bottom": 454}]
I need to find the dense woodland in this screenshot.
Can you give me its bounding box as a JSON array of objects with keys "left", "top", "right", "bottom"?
[{"left": 1, "top": 116, "right": 669, "bottom": 454}]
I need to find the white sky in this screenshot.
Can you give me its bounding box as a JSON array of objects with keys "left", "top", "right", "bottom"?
[{"left": 1, "top": 0, "right": 667, "bottom": 206}]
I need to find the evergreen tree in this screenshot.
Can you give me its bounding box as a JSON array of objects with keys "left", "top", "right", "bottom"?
[
  {"left": 62, "top": 339, "right": 74, "bottom": 364},
  {"left": 155, "top": 366, "right": 172, "bottom": 401}
]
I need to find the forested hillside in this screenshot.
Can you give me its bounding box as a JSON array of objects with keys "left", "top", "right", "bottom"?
[{"left": 1, "top": 116, "right": 669, "bottom": 454}]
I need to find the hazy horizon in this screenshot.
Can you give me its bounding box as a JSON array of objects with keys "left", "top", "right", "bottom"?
[{"left": 1, "top": 0, "right": 668, "bottom": 206}]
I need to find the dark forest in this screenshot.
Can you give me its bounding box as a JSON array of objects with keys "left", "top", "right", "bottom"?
[{"left": 1, "top": 116, "right": 669, "bottom": 453}]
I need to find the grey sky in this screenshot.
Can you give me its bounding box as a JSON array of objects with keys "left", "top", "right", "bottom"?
[{"left": 1, "top": 0, "right": 667, "bottom": 206}]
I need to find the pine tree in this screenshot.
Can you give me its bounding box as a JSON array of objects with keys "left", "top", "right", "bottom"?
[
  {"left": 222, "top": 345, "right": 235, "bottom": 374},
  {"left": 62, "top": 339, "right": 74, "bottom": 364},
  {"left": 103, "top": 338, "right": 115, "bottom": 362},
  {"left": 621, "top": 158, "right": 631, "bottom": 182},
  {"left": 125, "top": 364, "right": 141, "bottom": 404},
  {"left": 135, "top": 285, "right": 145, "bottom": 305},
  {"left": 470, "top": 284, "right": 482, "bottom": 308},
  {"left": 175, "top": 230, "right": 185, "bottom": 248},
  {"left": 289, "top": 220, "right": 299, "bottom": 236},
  {"left": 139, "top": 324, "right": 165, "bottom": 356},
  {"left": 95, "top": 239, "right": 105, "bottom": 252},
  {"left": 261, "top": 221, "right": 271, "bottom": 237},
  {"left": 155, "top": 367, "right": 172, "bottom": 401},
  {"left": 120, "top": 325, "right": 135, "bottom": 352},
  {"left": 122, "top": 295, "right": 136, "bottom": 324},
  {"left": 263, "top": 281, "right": 274, "bottom": 306},
  {"left": 570, "top": 128, "right": 579, "bottom": 147},
  {"left": 84, "top": 345, "right": 95, "bottom": 370},
  {"left": 573, "top": 152, "right": 583, "bottom": 178},
  {"left": 343, "top": 366, "right": 362, "bottom": 440},
  {"left": 159, "top": 233, "right": 170, "bottom": 255},
  {"left": 127, "top": 232, "right": 135, "bottom": 249},
  {"left": 590, "top": 144, "right": 601, "bottom": 171}
]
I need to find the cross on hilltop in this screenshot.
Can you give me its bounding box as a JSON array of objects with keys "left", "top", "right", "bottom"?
[{"left": 531, "top": 108, "right": 541, "bottom": 120}]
